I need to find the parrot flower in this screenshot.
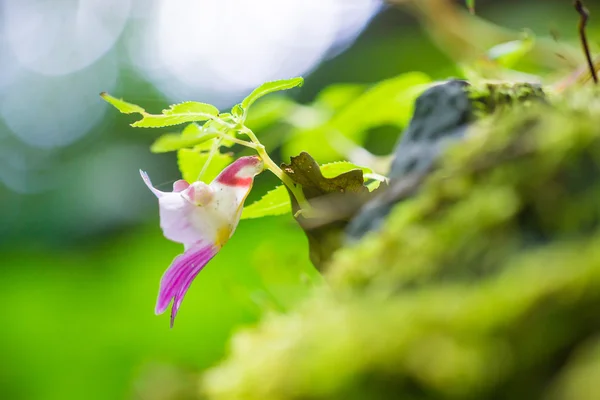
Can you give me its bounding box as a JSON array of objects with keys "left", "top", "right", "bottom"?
[{"left": 140, "top": 156, "right": 264, "bottom": 327}]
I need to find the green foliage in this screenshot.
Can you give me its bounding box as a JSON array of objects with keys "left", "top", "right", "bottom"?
[
  {"left": 240, "top": 77, "right": 304, "bottom": 117},
  {"left": 282, "top": 153, "right": 374, "bottom": 269},
  {"left": 178, "top": 149, "right": 234, "bottom": 184},
  {"left": 245, "top": 96, "right": 296, "bottom": 132},
  {"left": 150, "top": 132, "right": 219, "bottom": 153},
  {"left": 101, "top": 93, "right": 220, "bottom": 128},
  {"left": 319, "top": 161, "right": 372, "bottom": 179},
  {"left": 242, "top": 161, "right": 375, "bottom": 220},
  {"left": 487, "top": 32, "right": 535, "bottom": 68},
  {"left": 102, "top": 79, "right": 311, "bottom": 190},
  {"left": 241, "top": 186, "right": 291, "bottom": 219},
  {"left": 131, "top": 102, "right": 220, "bottom": 128},
  {"left": 100, "top": 92, "right": 145, "bottom": 114},
  {"left": 202, "top": 90, "right": 600, "bottom": 399},
  {"left": 468, "top": 81, "right": 545, "bottom": 116},
  {"left": 282, "top": 72, "right": 432, "bottom": 162},
  {"left": 314, "top": 83, "right": 366, "bottom": 111}
]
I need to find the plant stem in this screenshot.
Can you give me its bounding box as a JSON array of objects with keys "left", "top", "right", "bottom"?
[
  {"left": 220, "top": 134, "right": 258, "bottom": 149},
  {"left": 197, "top": 138, "right": 222, "bottom": 181},
  {"left": 240, "top": 126, "right": 310, "bottom": 211},
  {"left": 574, "top": 0, "right": 598, "bottom": 84}
]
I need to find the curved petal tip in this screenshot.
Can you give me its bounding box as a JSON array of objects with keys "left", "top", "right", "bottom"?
[
  {"left": 155, "top": 243, "right": 218, "bottom": 327},
  {"left": 140, "top": 170, "right": 165, "bottom": 198}
]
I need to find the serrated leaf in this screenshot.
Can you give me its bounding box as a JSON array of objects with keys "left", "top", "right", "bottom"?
[
  {"left": 241, "top": 161, "right": 374, "bottom": 221},
  {"left": 241, "top": 77, "right": 304, "bottom": 111},
  {"left": 241, "top": 185, "right": 291, "bottom": 219},
  {"left": 150, "top": 132, "right": 218, "bottom": 153},
  {"left": 165, "top": 101, "right": 219, "bottom": 116},
  {"left": 100, "top": 92, "right": 146, "bottom": 114},
  {"left": 132, "top": 101, "right": 220, "bottom": 128},
  {"left": 282, "top": 152, "right": 376, "bottom": 270},
  {"left": 177, "top": 149, "right": 233, "bottom": 184}
]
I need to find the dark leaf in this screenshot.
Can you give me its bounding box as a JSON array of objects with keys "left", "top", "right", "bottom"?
[{"left": 282, "top": 152, "right": 376, "bottom": 271}]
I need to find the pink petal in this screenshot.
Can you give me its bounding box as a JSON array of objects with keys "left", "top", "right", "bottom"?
[
  {"left": 140, "top": 170, "right": 165, "bottom": 198},
  {"left": 182, "top": 181, "right": 213, "bottom": 206},
  {"left": 155, "top": 243, "right": 218, "bottom": 327},
  {"left": 173, "top": 180, "right": 190, "bottom": 192},
  {"left": 215, "top": 156, "right": 263, "bottom": 187},
  {"left": 143, "top": 157, "right": 265, "bottom": 327},
  {"left": 156, "top": 193, "right": 205, "bottom": 247}
]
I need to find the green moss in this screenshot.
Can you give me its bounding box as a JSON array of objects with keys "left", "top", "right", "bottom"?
[
  {"left": 467, "top": 81, "right": 546, "bottom": 116},
  {"left": 202, "top": 89, "right": 600, "bottom": 400}
]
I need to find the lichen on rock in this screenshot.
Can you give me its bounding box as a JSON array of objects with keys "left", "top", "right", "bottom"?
[{"left": 202, "top": 86, "right": 600, "bottom": 400}]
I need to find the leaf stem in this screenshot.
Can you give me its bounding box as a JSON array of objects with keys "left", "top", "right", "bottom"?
[
  {"left": 210, "top": 116, "right": 236, "bottom": 130},
  {"left": 218, "top": 133, "right": 258, "bottom": 149},
  {"left": 240, "top": 126, "right": 310, "bottom": 210},
  {"left": 197, "top": 138, "right": 222, "bottom": 181}
]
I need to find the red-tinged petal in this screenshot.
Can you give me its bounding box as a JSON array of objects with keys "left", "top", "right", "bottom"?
[
  {"left": 206, "top": 156, "right": 264, "bottom": 237},
  {"left": 155, "top": 243, "right": 219, "bottom": 327},
  {"left": 215, "top": 156, "right": 264, "bottom": 188},
  {"left": 173, "top": 180, "right": 190, "bottom": 192}
]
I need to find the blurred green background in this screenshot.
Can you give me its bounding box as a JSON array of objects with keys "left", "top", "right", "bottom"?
[{"left": 0, "top": 0, "right": 597, "bottom": 399}]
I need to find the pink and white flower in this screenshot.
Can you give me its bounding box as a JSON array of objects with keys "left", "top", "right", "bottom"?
[{"left": 140, "top": 156, "right": 264, "bottom": 327}]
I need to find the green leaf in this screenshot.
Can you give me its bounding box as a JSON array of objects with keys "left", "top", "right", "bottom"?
[
  {"left": 241, "top": 160, "right": 374, "bottom": 221},
  {"left": 100, "top": 92, "right": 146, "bottom": 114},
  {"left": 166, "top": 101, "right": 219, "bottom": 116},
  {"left": 132, "top": 101, "right": 220, "bottom": 128},
  {"left": 283, "top": 72, "right": 431, "bottom": 162},
  {"left": 320, "top": 161, "right": 372, "bottom": 179},
  {"left": 487, "top": 33, "right": 535, "bottom": 69},
  {"left": 182, "top": 123, "right": 203, "bottom": 136},
  {"left": 315, "top": 83, "right": 366, "bottom": 112},
  {"left": 177, "top": 149, "right": 233, "bottom": 184},
  {"left": 150, "top": 132, "right": 218, "bottom": 153},
  {"left": 101, "top": 93, "right": 221, "bottom": 129},
  {"left": 177, "top": 123, "right": 218, "bottom": 150},
  {"left": 241, "top": 185, "right": 291, "bottom": 219},
  {"left": 217, "top": 112, "right": 234, "bottom": 122},
  {"left": 282, "top": 152, "right": 375, "bottom": 270},
  {"left": 245, "top": 96, "right": 296, "bottom": 132},
  {"left": 200, "top": 122, "right": 237, "bottom": 149},
  {"left": 331, "top": 72, "right": 431, "bottom": 138},
  {"left": 366, "top": 180, "right": 383, "bottom": 192},
  {"left": 241, "top": 77, "right": 304, "bottom": 111},
  {"left": 231, "top": 104, "right": 244, "bottom": 120}
]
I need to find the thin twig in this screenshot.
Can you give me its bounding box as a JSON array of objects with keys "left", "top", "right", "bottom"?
[
  {"left": 574, "top": 0, "right": 598, "bottom": 84},
  {"left": 196, "top": 138, "right": 222, "bottom": 181}
]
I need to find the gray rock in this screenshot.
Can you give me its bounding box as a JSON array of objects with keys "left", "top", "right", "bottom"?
[{"left": 346, "top": 80, "right": 473, "bottom": 240}]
